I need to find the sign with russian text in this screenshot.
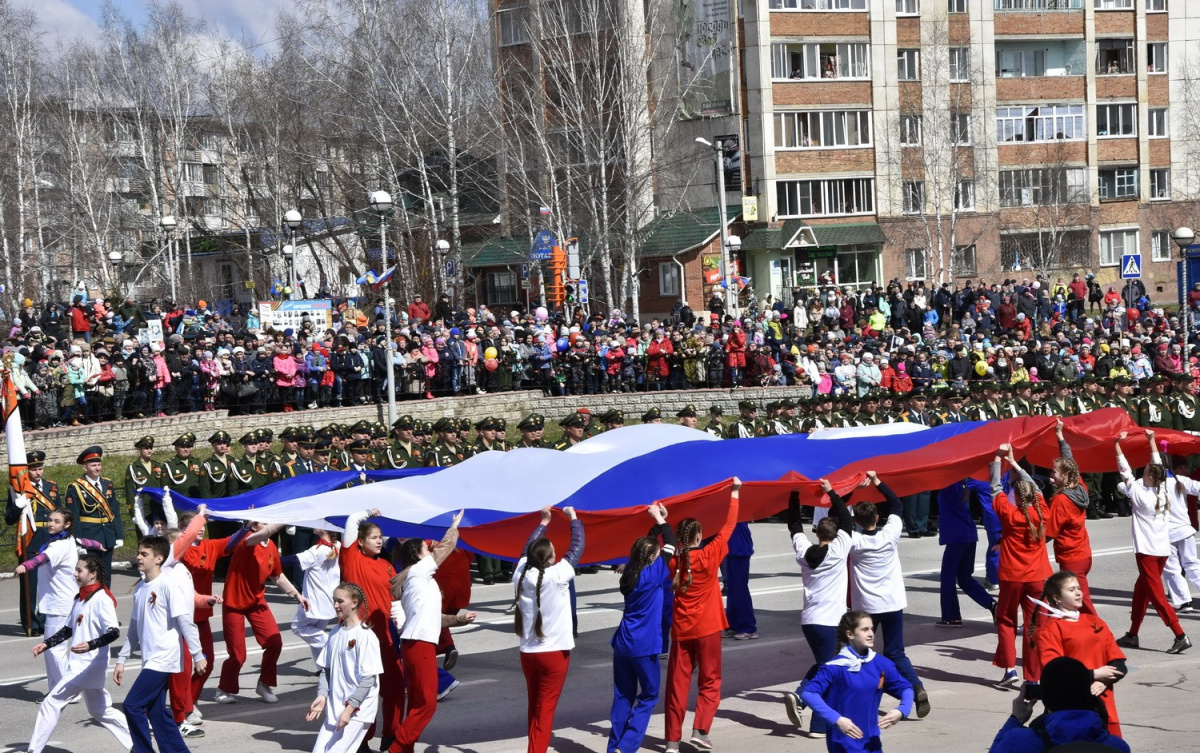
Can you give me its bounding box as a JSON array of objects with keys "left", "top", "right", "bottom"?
[{"left": 258, "top": 299, "right": 333, "bottom": 333}]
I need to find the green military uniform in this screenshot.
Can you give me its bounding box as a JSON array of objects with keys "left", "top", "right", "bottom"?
[
  {"left": 198, "top": 431, "right": 235, "bottom": 499},
  {"left": 725, "top": 400, "right": 763, "bottom": 439},
  {"left": 642, "top": 407, "right": 663, "bottom": 424},
  {"left": 65, "top": 446, "right": 123, "bottom": 587},
  {"left": 124, "top": 436, "right": 165, "bottom": 530},
  {"left": 516, "top": 413, "right": 547, "bottom": 448},
  {"left": 1137, "top": 376, "right": 1174, "bottom": 429},
  {"left": 161, "top": 433, "right": 203, "bottom": 499},
  {"left": 4, "top": 451, "right": 59, "bottom": 634},
  {"left": 424, "top": 418, "right": 466, "bottom": 467},
  {"left": 554, "top": 413, "right": 587, "bottom": 450},
  {"left": 385, "top": 415, "right": 425, "bottom": 469}
]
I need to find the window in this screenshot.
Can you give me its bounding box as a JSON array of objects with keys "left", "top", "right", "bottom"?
[
  {"left": 997, "top": 48, "right": 1046, "bottom": 78},
  {"left": 1002, "top": 232, "right": 1090, "bottom": 270},
  {"left": 771, "top": 42, "right": 870, "bottom": 80},
  {"left": 1147, "top": 43, "right": 1167, "bottom": 73},
  {"left": 948, "top": 0, "right": 967, "bottom": 11},
  {"left": 903, "top": 181, "right": 925, "bottom": 214},
  {"left": 497, "top": 7, "right": 530, "bottom": 46},
  {"left": 951, "top": 112, "right": 972, "bottom": 145},
  {"left": 1147, "top": 0, "right": 1167, "bottom": 11},
  {"left": 203, "top": 164, "right": 219, "bottom": 186},
  {"left": 1096, "top": 103, "right": 1136, "bottom": 137},
  {"left": 949, "top": 48, "right": 971, "bottom": 82},
  {"left": 906, "top": 248, "right": 927, "bottom": 280},
  {"left": 774, "top": 110, "right": 872, "bottom": 149},
  {"left": 182, "top": 162, "right": 204, "bottom": 183},
  {"left": 898, "top": 49, "right": 921, "bottom": 80},
  {"left": 776, "top": 178, "right": 875, "bottom": 217},
  {"left": 954, "top": 180, "right": 975, "bottom": 211},
  {"left": 896, "top": 0, "right": 920, "bottom": 13},
  {"left": 658, "top": 262, "right": 681, "bottom": 297},
  {"left": 1096, "top": 39, "right": 1134, "bottom": 75},
  {"left": 996, "top": 0, "right": 1082, "bottom": 7},
  {"left": 486, "top": 271, "right": 519, "bottom": 304},
  {"left": 954, "top": 245, "right": 977, "bottom": 276},
  {"left": 1098, "top": 167, "right": 1138, "bottom": 200},
  {"left": 1149, "top": 108, "right": 1168, "bottom": 137},
  {"left": 1150, "top": 168, "right": 1170, "bottom": 200},
  {"left": 769, "top": 0, "right": 868, "bottom": 8},
  {"left": 199, "top": 132, "right": 221, "bottom": 150},
  {"left": 900, "top": 114, "right": 922, "bottom": 145},
  {"left": 1094, "top": 0, "right": 1132, "bottom": 7},
  {"left": 999, "top": 168, "right": 1088, "bottom": 206},
  {"left": 1099, "top": 229, "right": 1138, "bottom": 267},
  {"left": 1152, "top": 230, "right": 1172, "bottom": 261},
  {"left": 996, "top": 104, "right": 1086, "bottom": 142}
]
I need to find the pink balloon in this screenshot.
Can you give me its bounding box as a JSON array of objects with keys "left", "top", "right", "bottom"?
[{"left": 484, "top": 358, "right": 499, "bottom": 372}]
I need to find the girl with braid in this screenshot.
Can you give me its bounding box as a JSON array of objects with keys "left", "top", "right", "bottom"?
[
  {"left": 608, "top": 503, "right": 676, "bottom": 753},
  {"left": 27, "top": 554, "right": 131, "bottom": 753},
  {"left": 307, "top": 582, "right": 382, "bottom": 753},
  {"left": 664, "top": 478, "right": 742, "bottom": 753},
  {"left": 512, "top": 505, "right": 585, "bottom": 753},
  {"left": 991, "top": 444, "right": 1052, "bottom": 690},
  {"left": 1045, "top": 419, "right": 1096, "bottom": 614},
  {"left": 1113, "top": 430, "right": 1192, "bottom": 654}
]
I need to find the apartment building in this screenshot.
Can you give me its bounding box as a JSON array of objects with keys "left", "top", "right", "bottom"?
[{"left": 736, "top": 0, "right": 1200, "bottom": 303}]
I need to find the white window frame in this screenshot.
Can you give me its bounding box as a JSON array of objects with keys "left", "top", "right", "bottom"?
[
  {"left": 951, "top": 112, "right": 972, "bottom": 145},
  {"left": 1096, "top": 103, "right": 1137, "bottom": 137},
  {"left": 996, "top": 48, "right": 1047, "bottom": 78},
  {"left": 1149, "top": 108, "right": 1169, "bottom": 138},
  {"left": 776, "top": 177, "right": 876, "bottom": 218},
  {"left": 1147, "top": 43, "right": 1168, "bottom": 74},
  {"left": 896, "top": 0, "right": 920, "bottom": 15},
  {"left": 905, "top": 247, "right": 927, "bottom": 281},
  {"left": 1099, "top": 228, "right": 1138, "bottom": 267},
  {"left": 949, "top": 48, "right": 971, "bottom": 82},
  {"left": 954, "top": 180, "right": 976, "bottom": 211},
  {"left": 182, "top": 162, "right": 204, "bottom": 183},
  {"left": 497, "top": 7, "right": 531, "bottom": 46},
  {"left": 948, "top": 0, "right": 968, "bottom": 12},
  {"left": 658, "top": 261, "right": 681, "bottom": 297},
  {"left": 1146, "top": 0, "right": 1167, "bottom": 12},
  {"left": 1095, "top": 0, "right": 1133, "bottom": 8},
  {"left": 1098, "top": 166, "right": 1139, "bottom": 201},
  {"left": 996, "top": 104, "right": 1086, "bottom": 143},
  {"left": 773, "top": 110, "right": 873, "bottom": 149},
  {"left": 903, "top": 181, "right": 925, "bottom": 215},
  {"left": 900, "top": 114, "right": 923, "bottom": 146},
  {"left": 1150, "top": 168, "right": 1170, "bottom": 201},
  {"left": 771, "top": 42, "right": 871, "bottom": 81},
  {"left": 998, "top": 167, "right": 1089, "bottom": 207},
  {"left": 898, "top": 49, "right": 921, "bottom": 81},
  {"left": 769, "top": 0, "right": 868, "bottom": 8},
  {"left": 1096, "top": 39, "right": 1135, "bottom": 75},
  {"left": 1152, "top": 230, "right": 1172, "bottom": 261}
]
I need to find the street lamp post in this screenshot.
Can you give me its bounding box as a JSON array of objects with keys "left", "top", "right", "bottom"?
[
  {"left": 107, "top": 251, "right": 124, "bottom": 291},
  {"left": 1175, "top": 227, "right": 1197, "bottom": 352},
  {"left": 159, "top": 215, "right": 177, "bottom": 301},
  {"left": 281, "top": 245, "right": 294, "bottom": 299},
  {"left": 436, "top": 239, "right": 451, "bottom": 299},
  {"left": 283, "top": 209, "right": 302, "bottom": 296},
  {"left": 370, "top": 190, "right": 396, "bottom": 426},
  {"left": 695, "top": 136, "right": 736, "bottom": 317}
]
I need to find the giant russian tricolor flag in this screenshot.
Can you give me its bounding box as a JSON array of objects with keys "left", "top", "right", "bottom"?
[{"left": 139, "top": 408, "right": 1199, "bottom": 565}]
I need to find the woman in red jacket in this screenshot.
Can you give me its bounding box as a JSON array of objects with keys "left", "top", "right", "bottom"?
[
  {"left": 646, "top": 330, "right": 673, "bottom": 389},
  {"left": 991, "top": 445, "right": 1053, "bottom": 690},
  {"left": 664, "top": 478, "right": 741, "bottom": 753},
  {"left": 1044, "top": 420, "right": 1095, "bottom": 614},
  {"left": 724, "top": 324, "right": 746, "bottom": 387},
  {"left": 341, "top": 508, "right": 405, "bottom": 750}
]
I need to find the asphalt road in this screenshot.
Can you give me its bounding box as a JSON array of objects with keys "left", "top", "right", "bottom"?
[{"left": 0, "top": 518, "right": 1194, "bottom": 752}]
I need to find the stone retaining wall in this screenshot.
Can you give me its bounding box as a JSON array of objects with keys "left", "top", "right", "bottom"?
[{"left": 3, "top": 386, "right": 817, "bottom": 465}]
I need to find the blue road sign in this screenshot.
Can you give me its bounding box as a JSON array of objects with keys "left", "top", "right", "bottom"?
[
  {"left": 520, "top": 262, "right": 530, "bottom": 279},
  {"left": 529, "top": 230, "right": 555, "bottom": 262},
  {"left": 1121, "top": 253, "right": 1142, "bottom": 279}
]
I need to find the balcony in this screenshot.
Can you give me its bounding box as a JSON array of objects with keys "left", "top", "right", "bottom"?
[{"left": 994, "top": 2, "right": 1083, "bottom": 37}]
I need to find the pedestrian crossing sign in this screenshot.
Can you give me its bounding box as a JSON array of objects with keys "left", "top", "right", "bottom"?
[{"left": 1121, "top": 253, "right": 1141, "bottom": 279}]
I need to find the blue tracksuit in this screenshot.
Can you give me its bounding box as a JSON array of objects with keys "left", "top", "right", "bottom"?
[
  {"left": 988, "top": 710, "right": 1131, "bottom": 753},
  {"left": 802, "top": 649, "right": 914, "bottom": 753},
  {"left": 723, "top": 522, "right": 756, "bottom": 633},
  {"left": 937, "top": 479, "right": 995, "bottom": 621},
  {"left": 609, "top": 556, "right": 673, "bottom": 753}
]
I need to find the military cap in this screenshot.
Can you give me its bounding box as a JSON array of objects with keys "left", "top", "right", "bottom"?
[
  {"left": 209, "top": 431, "right": 232, "bottom": 445},
  {"left": 296, "top": 432, "right": 316, "bottom": 448},
  {"left": 432, "top": 417, "right": 456, "bottom": 433},
  {"left": 350, "top": 420, "right": 372, "bottom": 435},
  {"left": 1112, "top": 376, "right": 1133, "bottom": 386},
  {"left": 558, "top": 413, "right": 586, "bottom": 428},
  {"left": 26, "top": 450, "right": 46, "bottom": 468},
  {"left": 1082, "top": 373, "right": 1098, "bottom": 384},
  {"left": 676, "top": 404, "right": 698, "bottom": 418},
  {"left": 737, "top": 400, "right": 757, "bottom": 411},
  {"left": 517, "top": 413, "right": 545, "bottom": 431},
  {"left": 239, "top": 432, "right": 257, "bottom": 446},
  {"left": 765, "top": 401, "right": 780, "bottom": 412},
  {"left": 314, "top": 439, "right": 332, "bottom": 453},
  {"left": 457, "top": 418, "right": 472, "bottom": 432},
  {"left": 348, "top": 439, "right": 372, "bottom": 453},
  {"left": 708, "top": 405, "right": 723, "bottom": 416},
  {"left": 392, "top": 415, "right": 415, "bottom": 430},
  {"left": 260, "top": 428, "right": 275, "bottom": 441},
  {"left": 76, "top": 445, "right": 103, "bottom": 464},
  {"left": 1147, "top": 373, "right": 1169, "bottom": 385},
  {"left": 278, "top": 426, "right": 299, "bottom": 441},
  {"left": 494, "top": 417, "right": 508, "bottom": 432},
  {"left": 1052, "top": 376, "right": 1075, "bottom": 387},
  {"left": 475, "top": 416, "right": 496, "bottom": 431},
  {"left": 1171, "top": 371, "right": 1193, "bottom": 382},
  {"left": 420, "top": 420, "right": 434, "bottom": 433},
  {"left": 134, "top": 436, "right": 155, "bottom": 450},
  {"left": 642, "top": 407, "right": 662, "bottom": 422},
  {"left": 173, "top": 432, "right": 196, "bottom": 448},
  {"left": 780, "top": 398, "right": 797, "bottom": 409},
  {"left": 910, "top": 388, "right": 929, "bottom": 399},
  {"left": 315, "top": 426, "right": 336, "bottom": 440},
  {"left": 600, "top": 409, "right": 625, "bottom": 424},
  {"left": 300, "top": 424, "right": 316, "bottom": 436},
  {"left": 947, "top": 388, "right": 966, "bottom": 401},
  {"left": 371, "top": 423, "right": 388, "bottom": 439}
]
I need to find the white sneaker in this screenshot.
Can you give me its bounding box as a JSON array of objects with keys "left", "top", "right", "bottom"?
[
  {"left": 256, "top": 681, "right": 279, "bottom": 703},
  {"left": 186, "top": 710, "right": 203, "bottom": 725},
  {"left": 437, "top": 679, "right": 460, "bottom": 701},
  {"left": 178, "top": 721, "right": 205, "bottom": 738},
  {"left": 214, "top": 690, "right": 237, "bottom": 704}
]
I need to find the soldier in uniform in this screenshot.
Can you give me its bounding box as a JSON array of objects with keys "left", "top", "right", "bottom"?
[
  {"left": 370, "top": 422, "right": 390, "bottom": 467},
  {"left": 859, "top": 393, "right": 883, "bottom": 425},
  {"left": 456, "top": 419, "right": 476, "bottom": 460},
  {"left": 312, "top": 439, "right": 334, "bottom": 472},
  {"left": 939, "top": 389, "right": 970, "bottom": 424},
  {"left": 329, "top": 425, "right": 351, "bottom": 470},
  {"left": 601, "top": 409, "right": 626, "bottom": 433},
  {"left": 839, "top": 396, "right": 868, "bottom": 428},
  {"left": 198, "top": 431, "right": 235, "bottom": 499},
  {"left": 580, "top": 408, "right": 604, "bottom": 438},
  {"left": 1138, "top": 374, "right": 1174, "bottom": 430},
  {"left": 1044, "top": 378, "right": 1079, "bottom": 417},
  {"left": 5, "top": 450, "right": 59, "bottom": 635},
  {"left": 472, "top": 417, "right": 508, "bottom": 453},
  {"left": 259, "top": 428, "right": 278, "bottom": 461},
  {"left": 124, "top": 436, "right": 165, "bottom": 533},
  {"left": 554, "top": 413, "right": 587, "bottom": 449},
  {"left": 677, "top": 404, "right": 699, "bottom": 429},
  {"left": 277, "top": 426, "right": 300, "bottom": 467},
  {"left": 286, "top": 432, "right": 320, "bottom": 476},
  {"left": 162, "top": 433, "right": 202, "bottom": 499},
  {"left": 642, "top": 407, "right": 663, "bottom": 424},
  {"left": 703, "top": 405, "right": 724, "bottom": 437},
  {"left": 231, "top": 431, "right": 271, "bottom": 493},
  {"left": 64, "top": 445, "right": 123, "bottom": 587},
  {"left": 385, "top": 415, "right": 424, "bottom": 469},
  {"left": 763, "top": 401, "right": 790, "bottom": 435},
  {"left": 778, "top": 399, "right": 801, "bottom": 432},
  {"left": 968, "top": 382, "right": 1005, "bottom": 422},
  {"left": 801, "top": 395, "right": 837, "bottom": 433},
  {"left": 1006, "top": 382, "right": 1035, "bottom": 418},
  {"left": 726, "top": 400, "right": 762, "bottom": 439},
  {"left": 424, "top": 418, "right": 466, "bottom": 467},
  {"left": 899, "top": 390, "right": 939, "bottom": 538},
  {"left": 516, "top": 413, "right": 546, "bottom": 448},
  {"left": 346, "top": 439, "right": 375, "bottom": 473}
]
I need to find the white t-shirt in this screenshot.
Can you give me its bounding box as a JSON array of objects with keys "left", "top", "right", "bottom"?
[
  {"left": 1119, "top": 463, "right": 1173, "bottom": 557},
  {"left": 317, "top": 623, "right": 382, "bottom": 725},
  {"left": 37, "top": 537, "right": 79, "bottom": 616},
  {"left": 297, "top": 543, "right": 340, "bottom": 621},
  {"left": 513, "top": 558, "right": 575, "bottom": 653},
  {"left": 62, "top": 590, "right": 119, "bottom": 690},
  {"left": 849, "top": 515, "right": 907, "bottom": 614},
  {"left": 794, "top": 530, "right": 851, "bottom": 627},
  {"left": 399, "top": 555, "right": 443, "bottom": 644},
  {"left": 1165, "top": 474, "right": 1200, "bottom": 542},
  {"left": 130, "top": 573, "right": 190, "bottom": 673}
]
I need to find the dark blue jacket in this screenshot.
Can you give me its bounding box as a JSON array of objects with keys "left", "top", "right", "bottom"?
[{"left": 989, "top": 710, "right": 1130, "bottom": 753}]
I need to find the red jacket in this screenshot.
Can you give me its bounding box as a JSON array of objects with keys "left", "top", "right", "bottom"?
[
  {"left": 994, "top": 491, "right": 1053, "bottom": 583},
  {"left": 669, "top": 494, "right": 740, "bottom": 640},
  {"left": 407, "top": 301, "right": 431, "bottom": 321},
  {"left": 646, "top": 338, "right": 674, "bottom": 377},
  {"left": 725, "top": 330, "right": 746, "bottom": 368}
]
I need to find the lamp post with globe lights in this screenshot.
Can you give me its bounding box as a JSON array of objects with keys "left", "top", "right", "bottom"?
[
  {"left": 283, "top": 209, "right": 302, "bottom": 295},
  {"left": 1174, "top": 227, "right": 1196, "bottom": 351},
  {"left": 369, "top": 190, "right": 396, "bottom": 424}
]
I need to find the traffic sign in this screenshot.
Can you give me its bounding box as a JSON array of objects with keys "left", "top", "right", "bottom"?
[
  {"left": 444, "top": 259, "right": 455, "bottom": 277},
  {"left": 577, "top": 279, "right": 589, "bottom": 305},
  {"left": 1121, "top": 253, "right": 1142, "bottom": 279},
  {"left": 529, "top": 230, "right": 555, "bottom": 261},
  {"left": 519, "top": 262, "right": 530, "bottom": 279}
]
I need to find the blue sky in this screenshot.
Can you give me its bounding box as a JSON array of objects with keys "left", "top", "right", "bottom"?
[{"left": 38, "top": 0, "right": 286, "bottom": 43}]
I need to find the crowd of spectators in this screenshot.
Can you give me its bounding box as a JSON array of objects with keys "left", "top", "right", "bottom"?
[{"left": 2, "top": 270, "right": 1196, "bottom": 430}]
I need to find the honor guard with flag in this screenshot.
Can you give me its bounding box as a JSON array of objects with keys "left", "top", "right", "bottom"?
[
  {"left": 162, "top": 433, "right": 202, "bottom": 499},
  {"left": 65, "top": 446, "right": 123, "bottom": 587},
  {"left": 5, "top": 450, "right": 59, "bottom": 635},
  {"left": 125, "top": 436, "right": 165, "bottom": 535}
]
